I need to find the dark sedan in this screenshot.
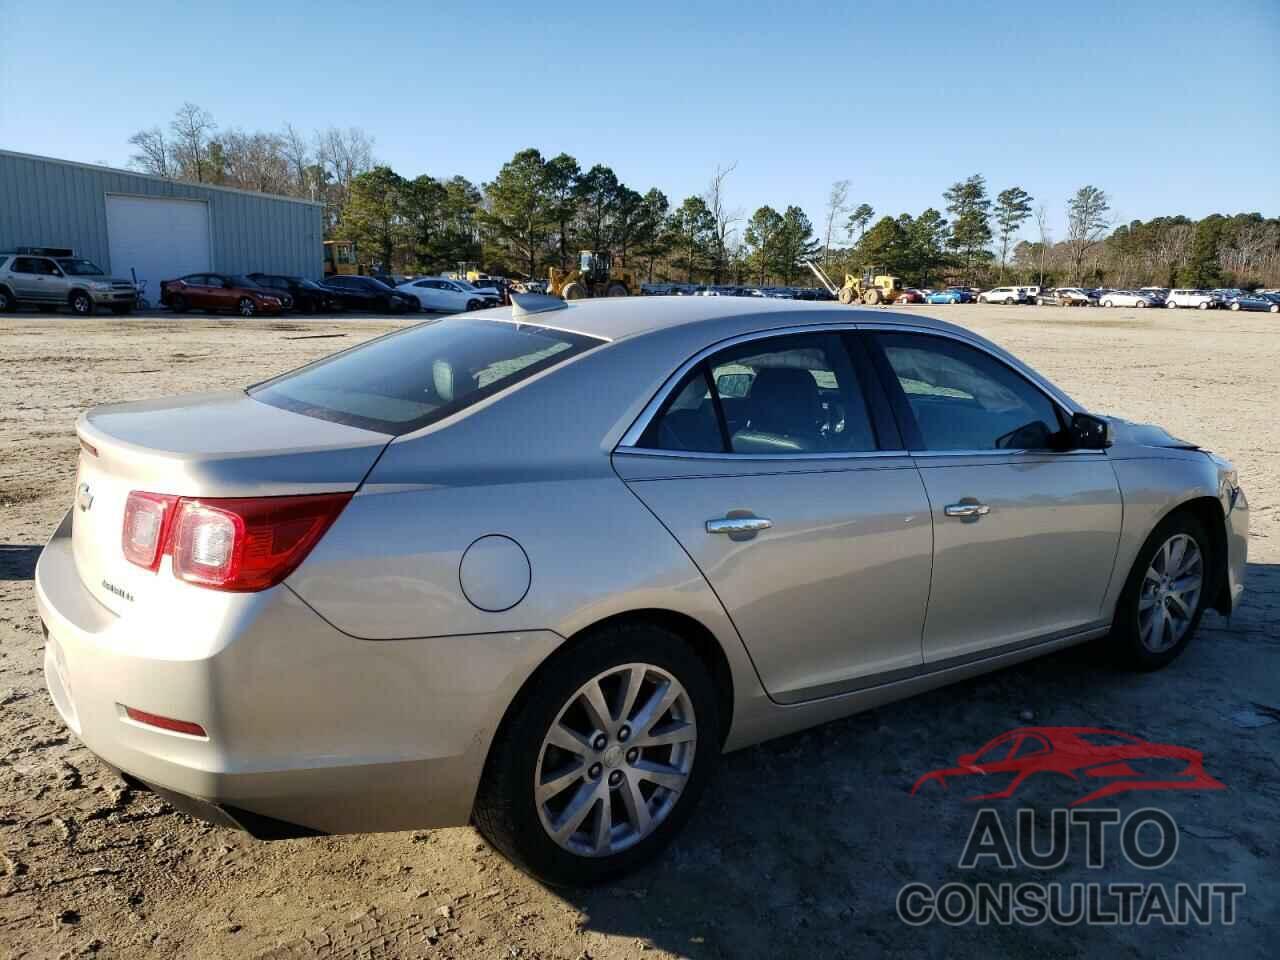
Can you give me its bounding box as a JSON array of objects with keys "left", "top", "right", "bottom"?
[
  {"left": 1222, "top": 290, "right": 1278, "bottom": 313},
  {"left": 322, "top": 275, "right": 417, "bottom": 314},
  {"left": 249, "top": 274, "right": 338, "bottom": 313}
]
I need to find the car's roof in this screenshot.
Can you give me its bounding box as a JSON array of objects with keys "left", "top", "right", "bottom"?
[{"left": 488, "top": 294, "right": 983, "bottom": 343}]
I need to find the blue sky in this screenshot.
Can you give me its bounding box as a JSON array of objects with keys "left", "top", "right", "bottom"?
[{"left": 1, "top": 0, "right": 1276, "bottom": 241}]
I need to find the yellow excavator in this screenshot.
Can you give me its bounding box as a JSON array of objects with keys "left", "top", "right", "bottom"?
[
  {"left": 547, "top": 251, "right": 634, "bottom": 299},
  {"left": 805, "top": 261, "right": 905, "bottom": 305}
]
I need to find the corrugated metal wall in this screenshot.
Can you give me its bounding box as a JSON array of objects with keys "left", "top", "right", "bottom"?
[{"left": 0, "top": 150, "right": 324, "bottom": 279}]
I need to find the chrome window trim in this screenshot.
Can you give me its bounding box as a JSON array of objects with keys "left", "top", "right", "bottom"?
[{"left": 615, "top": 320, "right": 1083, "bottom": 459}]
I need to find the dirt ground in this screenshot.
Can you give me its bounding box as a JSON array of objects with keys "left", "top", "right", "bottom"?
[{"left": 1, "top": 305, "right": 1277, "bottom": 959}]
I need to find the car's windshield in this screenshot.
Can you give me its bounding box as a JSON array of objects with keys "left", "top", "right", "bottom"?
[
  {"left": 250, "top": 318, "right": 604, "bottom": 435},
  {"left": 55, "top": 258, "right": 105, "bottom": 276}
]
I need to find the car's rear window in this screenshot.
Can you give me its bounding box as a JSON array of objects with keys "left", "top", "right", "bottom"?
[{"left": 250, "top": 317, "right": 604, "bottom": 435}]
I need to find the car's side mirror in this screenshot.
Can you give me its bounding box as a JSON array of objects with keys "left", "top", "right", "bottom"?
[{"left": 1068, "top": 412, "right": 1111, "bottom": 450}]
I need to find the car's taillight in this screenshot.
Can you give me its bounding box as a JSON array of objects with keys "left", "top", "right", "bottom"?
[
  {"left": 121, "top": 492, "right": 351, "bottom": 591},
  {"left": 122, "top": 491, "right": 179, "bottom": 570}
]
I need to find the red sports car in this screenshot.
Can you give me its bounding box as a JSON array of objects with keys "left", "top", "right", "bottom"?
[{"left": 910, "top": 727, "right": 1224, "bottom": 806}]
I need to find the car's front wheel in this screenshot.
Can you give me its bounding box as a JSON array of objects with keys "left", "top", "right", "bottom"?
[
  {"left": 473, "top": 621, "right": 720, "bottom": 885},
  {"left": 1111, "top": 511, "right": 1212, "bottom": 670},
  {"left": 70, "top": 291, "right": 94, "bottom": 316},
  {"left": 238, "top": 297, "right": 256, "bottom": 317}
]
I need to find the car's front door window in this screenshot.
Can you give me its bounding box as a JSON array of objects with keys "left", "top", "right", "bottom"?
[{"left": 875, "top": 332, "right": 1063, "bottom": 451}]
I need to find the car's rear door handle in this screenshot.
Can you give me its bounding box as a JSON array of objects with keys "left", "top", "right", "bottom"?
[
  {"left": 706, "top": 515, "right": 772, "bottom": 539},
  {"left": 944, "top": 501, "right": 990, "bottom": 519}
]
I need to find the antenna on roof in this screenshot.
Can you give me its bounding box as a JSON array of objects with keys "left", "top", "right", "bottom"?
[{"left": 510, "top": 292, "right": 568, "bottom": 319}]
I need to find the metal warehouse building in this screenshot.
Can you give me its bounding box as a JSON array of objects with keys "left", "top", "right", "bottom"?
[{"left": 0, "top": 149, "right": 324, "bottom": 290}]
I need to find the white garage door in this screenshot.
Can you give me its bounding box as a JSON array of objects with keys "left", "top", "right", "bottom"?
[{"left": 105, "top": 195, "right": 210, "bottom": 289}]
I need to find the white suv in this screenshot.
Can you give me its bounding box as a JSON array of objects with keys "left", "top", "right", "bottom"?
[
  {"left": 1165, "top": 289, "right": 1216, "bottom": 310},
  {"left": 977, "top": 286, "right": 1026, "bottom": 304}
]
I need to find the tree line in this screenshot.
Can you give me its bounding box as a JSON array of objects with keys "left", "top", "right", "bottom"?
[{"left": 128, "top": 104, "right": 1280, "bottom": 288}]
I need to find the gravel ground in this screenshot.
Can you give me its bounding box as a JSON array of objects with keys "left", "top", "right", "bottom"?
[{"left": 1, "top": 305, "right": 1277, "bottom": 959}]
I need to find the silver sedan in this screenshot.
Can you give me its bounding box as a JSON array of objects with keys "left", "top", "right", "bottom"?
[{"left": 37, "top": 295, "right": 1248, "bottom": 884}]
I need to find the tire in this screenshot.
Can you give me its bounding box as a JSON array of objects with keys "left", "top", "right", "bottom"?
[
  {"left": 1110, "top": 511, "right": 1212, "bottom": 671},
  {"left": 1199, "top": 301, "right": 1209, "bottom": 310},
  {"left": 1230, "top": 302, "right": 1240, "bottom": 311},
  {"left": 0, "top": 287, "right": 13, "bottom": 313},
  {"left": 864, "top": 288, "right": 881, "bottom": 305},
  {"left": 560, "top": 281, "right": 588, "bottom": 300},
  {"left": 169, "top": 294, "right": 189, "bottom": 314},
  {"left": 466, "top": 299, "right": 481, "bottom": 311},
  {"left": 238, "top": 297, "right": 256, "bottom": 317},
  {"left": 1136, "top": 300, "right": 1147, "bottom": 308},
  {"left": 838, "top": 286, "right": 855, "bottom": 305},
  {"left": 473, "top": 621, "right": 721, "bottom": 886},
  {"left": 1103, "top": 300, "right": 1113, "bottom": 308},
  {"left": 1167, "top": 301, "right": 1178, "bottom": 308},
  {"left": 1270, "top": 304, "right": 1279, "bottom": 313},
  {"left": 69, "top": 291, "right": 93, "bottom": 316},
  {"left": 605, "top": 282, "right": 628, "bottom": 297}
]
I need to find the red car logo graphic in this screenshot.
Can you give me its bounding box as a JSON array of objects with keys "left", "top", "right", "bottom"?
[{"left": 910, "top": 727, "right": 1225, "bottom": 806}]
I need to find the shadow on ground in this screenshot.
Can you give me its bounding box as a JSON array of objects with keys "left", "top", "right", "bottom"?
[
  {"left": 555, "top": 562, "right": 1278, "bottom": 958},
  {"left": 0, "top": 544, "right": 41, "bottom": 580}
]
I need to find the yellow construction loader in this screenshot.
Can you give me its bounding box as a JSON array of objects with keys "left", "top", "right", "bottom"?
[
  {"left": 547, "top": 251, "right": 634, "bottom": 299},
  {"left": 806, "top": 261, "right": 905, "bottom": 305}
]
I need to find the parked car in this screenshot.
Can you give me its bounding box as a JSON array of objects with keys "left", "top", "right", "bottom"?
[
  {"left": 159, "top": 274, "right": 288, "bottom": 316},
  {"left": 322, "top": 275, "right": 416, "bottom": 313},
  {"left": 1100, "top": 290, "right": 1159, "bottom": 308},
  {"left": 1039, "top": 287, "right": 1096, "bottom": 307},
  {"left": 1139, "top": 287, "right": 1169, "bottom": 303},
  {"left": 248, "top": 274, "right": 338, "bottom": 313},
  {"left": 1259, "top": 292, "right": 1280, "bottom": 311},
  {"left": 38, "top": 295, "right": 1247, "bottom": 885},
  {"left": 1222, "top": 290, "right": 1277, "bottom": 313},
  {"left": 924, "top": 288, "right": 971, "bottom": 304},
  {"left": 977, "top": 286, "right": 1027, "bottom": 305},
  {"left": 1165, "top": 289, "right": 1216, "bottom": 310},
  {"left": 450, "top": 278, "right": 503, "bottom": 307},
  {"left": 0, "top": 252, "right": 137, "bottom": 315},
  {"left": 397, "top": 277, "right": 493, "bottom": 313}
]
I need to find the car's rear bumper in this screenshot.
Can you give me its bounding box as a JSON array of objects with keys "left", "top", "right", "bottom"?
[{"left": 36, "top": 510, "right": 561, "bottom": 837}]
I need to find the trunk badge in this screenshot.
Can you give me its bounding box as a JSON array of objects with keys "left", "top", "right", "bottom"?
[{"left": 77, "top": 482, "right": 94, "bottom": 512}]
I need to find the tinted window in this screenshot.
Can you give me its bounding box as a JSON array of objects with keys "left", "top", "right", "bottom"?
[
  {"left": 12, "top": 257, "right": 38, "bottom": 273},
  {"left": 251, "top": 318, "right": 604, "bottom": 435},
  {"left": 56, "top": 258, "right": 105, "bottom": 276},
  {"left": 639, "top": 332, "right": 878, "bottom": 455},
  {"left": 876, "top": 332, "right": 1062, "bottom": 451}
]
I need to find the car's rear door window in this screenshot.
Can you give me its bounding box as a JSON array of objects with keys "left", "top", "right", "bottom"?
[
  {"left": 638, "top": 332, "right": 880, "bottom": 455},
  {"left": 250, "top": 318, "right": 604, "bottom": 435}
]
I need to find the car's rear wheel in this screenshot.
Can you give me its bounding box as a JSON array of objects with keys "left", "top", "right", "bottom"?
[
  {"left": 168, "top": 293, "right": 188, "bottom": 313},
  {"left": 70, "top": 291, "right": 93, "bottom": 316},
  {"left": 1167, "top": 301, "right": 1177, "bottom": 308},
  {"left": 1111, "top": 512, "right": 1211, "bottom": 670},
  {"left": 238, "top": 297, "right": 256, "bottom": 317},
  {"left": 1230, "top": 302, "right": 1240, "bottom": 311},
  {"left": 1270, "top": 303, "right": 1279, "bottom": 313},
  {"left": 473, "top": 621, "right": 720, "bottom": 886},
  {"left": 1103, "top": 299, "right": 1113, "bottom": 308},
  {"left": 1199, "top": 301, "right": 1209, "bottom": 310}
]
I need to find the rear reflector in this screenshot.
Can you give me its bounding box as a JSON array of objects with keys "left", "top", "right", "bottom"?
[
  {"left": 121, "top": 491, "right": 352, "bottom": 592},
  {"left": 124, "top": 706, "right": 207, "bottom": 738}
]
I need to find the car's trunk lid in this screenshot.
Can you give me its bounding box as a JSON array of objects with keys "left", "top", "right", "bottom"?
[{"left": 72, "top": 391, "right": 391, "bottom": 614}]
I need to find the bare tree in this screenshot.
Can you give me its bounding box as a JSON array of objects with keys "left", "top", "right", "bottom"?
[
  {"left": 703, "top": 161, "right": 741, "bottom": 285},
  {"left": 127, "top": 127, "right": 172, "bottom": 178},
  {"left": 280, "top": 123, "right": 316, "bottom": 199},
  {"left": 1033, "top": 202, "right": 1052, "bottom": 287},
  {"left": 315, "top": 127, "right": 375, "bottom": 231},
  {"left": 822, "top": 179, "right": 851, "bottom": 266},
  {"left": 169, "top": 102, "right": 216, "bottom": 183},
  {"left": 1065, "top": 186, "right": 1112, "bottom": 282},
  {"left": 218, "top": 130, "right": 292, "bottom": 195}
]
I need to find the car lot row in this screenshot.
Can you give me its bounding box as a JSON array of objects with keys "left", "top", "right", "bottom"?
[{"left": 0, "top": 250, "right": 507, "bottom": 317}]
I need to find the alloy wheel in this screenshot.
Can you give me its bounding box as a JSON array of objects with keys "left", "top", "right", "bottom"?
[
  {"left": 1138, "top": 533, "right": 1203, "bottom": 653},
  {"left": 239, "top": 298, "right": 256, "bottom": 317},
  {"left": 534, "top": 663, "right": 696, "bottom": 858}
]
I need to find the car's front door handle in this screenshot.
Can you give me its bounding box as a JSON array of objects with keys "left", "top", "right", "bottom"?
[
  {"left": 706, "top": 515, "right": 773, "bottom": 538},
  {"left": 944, "top": 501, "right": 991, "bottom": 519}
]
